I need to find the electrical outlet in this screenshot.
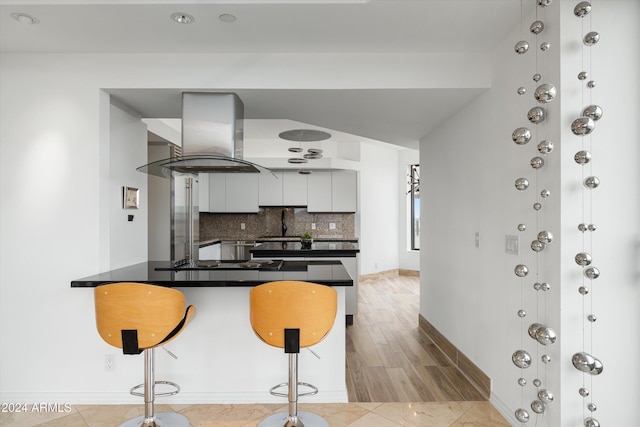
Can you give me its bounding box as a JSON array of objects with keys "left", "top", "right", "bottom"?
[
  {"left": 329, "top": 223, "right": 336, "bottom": 230},
  {"left": 240, "top": 222, "right": 245, "bottom": 230},
  {"left": 311, "top": 223, "right": 316, "bottom": 230},
  {"left": 105, "top": 354, "right": 115, "bottom": 372}
]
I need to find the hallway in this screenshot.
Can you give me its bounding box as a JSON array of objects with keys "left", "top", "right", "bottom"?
[{"left": 346, "top": 273, "right": 491, "bottom": 402}]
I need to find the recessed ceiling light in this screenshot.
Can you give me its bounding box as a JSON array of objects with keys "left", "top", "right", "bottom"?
[
  {"left": 170, "top": 12, "right": 195, "bottom": 24},
  {"left": 11, "top": 12, "right": 39, "bottom": 25},
  {"left": 219, "top": 14, "right": 237, "bottom": 23}
]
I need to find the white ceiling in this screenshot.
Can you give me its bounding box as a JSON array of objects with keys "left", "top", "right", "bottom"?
[{"left": 0, "top": 0, "right": 529, "bottom": 148}]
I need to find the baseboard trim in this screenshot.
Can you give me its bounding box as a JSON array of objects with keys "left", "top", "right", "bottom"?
[
  {"left": 418, "top": 314, "right": 491, "bottom": 399},
  {"left": 359, "top": 269, "right": 419, "bottom": 281}
]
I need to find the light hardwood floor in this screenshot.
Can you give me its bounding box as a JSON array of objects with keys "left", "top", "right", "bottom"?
[{"left": 346, "top": 273, "right": 488, "bottom": 403}]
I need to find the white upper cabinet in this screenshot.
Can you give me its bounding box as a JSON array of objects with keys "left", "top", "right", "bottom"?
[
  {"left": 226, "top": 173, "right": 259, "bottom": 213},
  {"left": 259, "top": 172, "right": 308, "bottom": 207},
  {"left": 259, "top": 172, "right": 283, "bottom": 206},
  {"left": 198, "top": 173, "right": 210, "bottom": 212},
  {"left": 307, "top": 171, "right": 333, "bottom": 212},
  {"left": 205, "top": 170, "right": 355, "bottom": 213},
  {"left": 331, "top": 170, "right": 357, "bottom": 212},
  {"left": 283, "top": 173, "right": 308, "bottom": 206},
  {"left": 208, "top": 174, "right": 226, "bottom": 212},
  {"left": 205, "top": 173, "right": 259, "bottom": 213},
  {"left": 307, "top": 170, "right": 356, "bottom": 213}
]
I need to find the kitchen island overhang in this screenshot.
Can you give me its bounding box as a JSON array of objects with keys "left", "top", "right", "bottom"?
[
  {"left": 70, "top": 260, "right": 351, "bottom": 404},
  {"left": 71, "top": 260, "right": 353, "bottom": 288}
]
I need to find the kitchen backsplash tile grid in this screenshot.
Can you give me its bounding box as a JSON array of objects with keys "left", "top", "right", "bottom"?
[{"left": 200, "top": 207, "right": 355, "bottom": 241}]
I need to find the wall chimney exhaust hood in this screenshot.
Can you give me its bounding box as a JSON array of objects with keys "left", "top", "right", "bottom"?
[{"left": 137, "top": 92, "right": 271, "bottom": 178}]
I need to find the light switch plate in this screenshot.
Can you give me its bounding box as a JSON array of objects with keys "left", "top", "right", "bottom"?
[{"left": 505, "top": 235, "right": 519, "bottom": 254}]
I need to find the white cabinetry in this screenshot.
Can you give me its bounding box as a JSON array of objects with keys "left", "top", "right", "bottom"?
[
  {"left": 226, "top": 174, "right": 259, "bottom": 212},
  {"left": 204, "top": 174, "right": 259, "bottom": 213},
  {"left": 307, "top": 170, "right": 357, "bottom": 212},
  {"left": 307, "top": 172, "right": 332, "bottom": 212},
  {"left": 198, "top": 173, "right": 210, "bottom": 212},
  {"left": 283, "top": 173, "right": 308, "bottom": 206},
  {"left": 258, "top": 172, "right": 283, "bottom": 206},
  {"left": 259, "top": 172, "right": 308, "bottom": 206},
  {"left": 331, "top": 170, "right": 357, "bottom": 212},
  {"left": 209, "top": 174, "right": 226, "bottom": 212}
]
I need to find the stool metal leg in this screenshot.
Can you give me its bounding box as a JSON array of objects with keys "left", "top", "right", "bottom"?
[
  {"left": 119, "top": 348, "right": 190, "bottom": 427},
  {"left": 258, "top": 354, "right": 329, "bottom": 427}
]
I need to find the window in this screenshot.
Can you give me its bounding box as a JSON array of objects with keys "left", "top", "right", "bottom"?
[{"left": 408, "top": 164, "right": 420, "bottom": 250}]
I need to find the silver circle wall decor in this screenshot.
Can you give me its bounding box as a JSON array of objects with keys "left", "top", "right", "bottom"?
[
  {"left": 511, "top": 2, "right": 558, "bottom": 424},
  {"left": 570, "top": 2, "right": 604, "bottom": 426}
]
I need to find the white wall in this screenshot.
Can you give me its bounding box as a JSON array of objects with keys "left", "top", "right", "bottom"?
[
  {"left": 148, "top": 144, "right": 172, "bottom": 261},
  {"left": 420, "top": 1, "right": 639, "bottom": 426},
  {"left": 558, "top": 1, "right": 640, "bottom": 425},
  {"left": 109, "top": 101, "right": 149, "bottom": 269},
  {"left": 358, "top": 143, "right": 400, "bottom": 275}
]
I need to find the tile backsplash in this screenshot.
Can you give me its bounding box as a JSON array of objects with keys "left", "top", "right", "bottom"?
[{"left": 200, "top": 207, "right": 356, "bottom": 241}]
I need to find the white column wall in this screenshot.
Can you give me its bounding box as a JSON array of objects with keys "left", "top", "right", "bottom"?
[
  {"left": 420, "top": 1, "right": 639, "bottom": 426},
  {"left": 558, "top": 1, "right": 640, "bottom": 426},
  {"left": 358, "top": 143, "right": 399, "bottom": 275}
]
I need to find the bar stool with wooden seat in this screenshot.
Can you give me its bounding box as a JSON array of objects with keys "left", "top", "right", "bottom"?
[
  {"left": 250, "top": 281, "right": 337, "bottom": 427},
  {"left": 94, "top": 282, "right": 196, "bottom": 427}
]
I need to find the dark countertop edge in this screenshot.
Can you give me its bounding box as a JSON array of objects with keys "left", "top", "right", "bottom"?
[
  {"left": 250, "top": 249, "right": 359, "bottom": 257},
  {"left": 200, "top": 238, "right": 359, "bottom": 247},
  {"left": 71, "top": 280, "right": 353, "bottom": 288},
  {"left": 255, "top": 238, "right": 359, "bottom": 243},
  {"left": 70, "top": 261, "right": 353, "bottom": 288}
]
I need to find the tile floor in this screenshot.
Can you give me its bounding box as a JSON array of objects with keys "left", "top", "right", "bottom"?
[{"left": 0, "top": 401, "right": 510, "bottom": 426}]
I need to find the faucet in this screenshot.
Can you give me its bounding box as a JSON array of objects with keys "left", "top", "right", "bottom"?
[{"left": 281, "top": 209, "right": 287, "bottom": 236}]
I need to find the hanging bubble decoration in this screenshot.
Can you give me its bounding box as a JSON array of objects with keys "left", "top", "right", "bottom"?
[
  {"left": 510, "top": 2, "right": 557, "bottom": 424},
  {"left": 571, "top": 3, "right": 604, "bottom": 427}
]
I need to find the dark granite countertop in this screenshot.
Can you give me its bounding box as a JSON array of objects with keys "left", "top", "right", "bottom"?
[
  {"left": 250, "top": 241, "right": 359, "bottom": 258},
  {"left": 200, "top": 237, "right": 358, "bottom": 247},
  {"left": 71, "top": 260, "right": 353, "bottom": 288}
]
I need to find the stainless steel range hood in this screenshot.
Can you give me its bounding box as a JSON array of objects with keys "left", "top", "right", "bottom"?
[{"left": 137, "top": 92, "right": 271, "bottom": 177}]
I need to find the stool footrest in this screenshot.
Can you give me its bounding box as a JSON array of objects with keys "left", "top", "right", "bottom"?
[
  {"left": 269, "top": 381, "right": 319, "bottom": 398},
  {"left": 130, "top": 380, "right": 180, "bottom": 398}
]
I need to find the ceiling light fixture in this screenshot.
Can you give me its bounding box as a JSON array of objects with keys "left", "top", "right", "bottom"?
[
  {"left": 219, "top": 13, "right": 237, "bottom": 23},
  {"left": 287, "top": 158, "right": 308, "bottom": 164},
  {"left": 11, "top": 12, "right": 39, "bottom": 25},
  {"left": 170, "top": 12, "right": 195, "bottom": 24},
  {"left": 279, "top": 129, "right": 331, "bottom": 142},
  {"left": 280, "top": 129, "right": 329, "bottom": 165}
]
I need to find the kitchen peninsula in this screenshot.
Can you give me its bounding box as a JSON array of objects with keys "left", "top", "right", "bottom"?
[
  {"left": 70, "top": 260, "right": 353, "bottom": 288},
  {"left": 70, "top": 260, "right": 351, "bottom": 404}
]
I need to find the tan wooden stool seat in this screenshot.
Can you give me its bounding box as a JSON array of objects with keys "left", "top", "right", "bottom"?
[
  {"left": 95, "top": 282, "right": 196, "bottom": 427},
  {"left": 250, "top": 281, "right": 337, "bottom": 427}
]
